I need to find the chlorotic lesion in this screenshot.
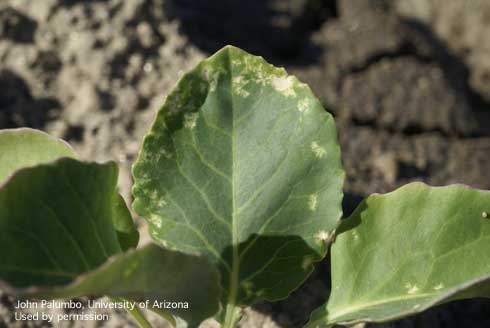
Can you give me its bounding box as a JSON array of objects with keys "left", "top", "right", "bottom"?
[
  {"left": 184, "top": 112, "right": 199, "bottom": 129},
  {"left": 433, "top": 283, "right": 444, "bottom": 290},
  {"left": 232, "top": 75, "right": 250, "bottom": 98},
  {"left": 271, "top": 76, "right": 296, "bottom": 97},
  {"left": 298, "top": 98, "right": 310, "bottom": 113},
  {"left": 311, "top": 141, "right": 327, "bottom": 158},
  {"left": 315, "top": 230, "right": 331, "bottom": 245},
  {"left": 229, "top": 53, "right": 297, "bottom": 98},
  {"left": 148, "top": 214, "right": 163, "bottom": 229},
  {"left": 405, "top": 283, "right": 419, "bottom": 294},
  {"left": 308, "top": 194, "right": 318, "bottom": 211}
]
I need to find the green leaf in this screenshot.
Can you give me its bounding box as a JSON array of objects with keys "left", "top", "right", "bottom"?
[
  {"left": 0, "top": 128, "right": 139, "bottom": 250},
  {"left": 306, "top": 182, "right": 490, "bottom": 328},
  {"left": 0, "top": 128, "right": 76, "bottom": 183},
  {"left": 132, "top": 45, "right": 344, "bottom": 325},
  {"left": 2, "top": 244, "right": 220, "bottom": 328},
  {"left": 113, "top": 193, "right": 140, "bottom": 250},
  {"left": 0, "top": 158, "right": 125, "bottom": 286},
  {"left": 0, "top": 157, "right": 220, "bottom": 327}
]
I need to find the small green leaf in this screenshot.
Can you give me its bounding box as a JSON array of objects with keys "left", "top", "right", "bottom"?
[
  {"left": 306, "top": 183, "right": 490, "bottom": 328},
  {"left": 0, "top": 158, "right": 125, "bottom": 286},
  {"left": 132, "top": 45, "right": 343, "bottom": 324},
  {"left": 113, "top": 194, "right": 140, "bottom": 250},
  {"left": 0, "top": 157, "right": 220, "bottom": 327},
  {"left": 0, "top": 128, "right": 76, "bottom": 183},
  {"left": 0, "top": 128, "right": 139, "bottom": 250}
]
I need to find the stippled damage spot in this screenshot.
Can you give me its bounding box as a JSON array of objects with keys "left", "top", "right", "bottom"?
[
  {"left": 405, "top": 283, "right": 419, "bottom": 294},
  {"left": 149, "top": 214, "right": 162, "bottom": 229},
  {"left": 203, "top": 66, "right": 225, "bottom": 92},
  {"left": 308, "top": 194, "right": 318, "bottom": 211},
  {"left": 271, "top": 76, "right": 296, "bottom": 97},
  {"left": 184, "top": 112, "right": 199, "bottom": 129},
  {"left": 311, "top": 141, "right": 327, "bottom": 158},
  {"left": 232, "top": 75, "right": 250, "bottom": 98},
  {"left": 160, "top": 147, "right": 173, "bottom": 159},
  {"left": 230, "top": 53, "right": 297, "bottom": 97},
  {"left": 315, "top": 230, "right": 331, "bottom": 244},
  {"left": 148, "top": 190, "right": 158, "bottom": 200},
  {"left": 298, "top": 98, "right": 310, "bottom": 113},
  {"left": 157, "top": 198, "right": 168, "bottom": 208},
  {"left": 433, "top": 283, "right": 444, "bottom": 290},
  {"left": 151, "top": 230, "right": 168, "bottom": 248}
]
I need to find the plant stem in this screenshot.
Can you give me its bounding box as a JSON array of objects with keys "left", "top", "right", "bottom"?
[
  {"left": 222, "top": 303, "right": 240, "bottom": 328},
  {"left": 147, "top": 306, "right": 177, "bottom": 327},
  {"left": 125, "top": 305, "right": 154, "bottom": 328},
  {"left": 109, "top": 297, "right": 154, "bottom": 328}
]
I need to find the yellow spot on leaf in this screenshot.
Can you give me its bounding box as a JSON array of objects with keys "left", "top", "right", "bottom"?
[
  {"left": 405, "top": 283, "right": 419, "bottom": 294},
  {"left": 308, "top": 194, "right": 318, "bottom": 211},
  {"left": 433, "top": 283, "right": 444, "bottom": 290},
  {"left": 311, "top": 141, "right": 327, "bottom": 158},
  {"left": 184, "top": 112, "right": 198, "bottom": 129},
  {"left": 298, "top": 98, "right": 309, "bottom": 113},
  {"left": 271, "top": 75, "right": 296, "bottom": 97},
  {"left": 315, "top": 230, "right": 331, "bottom": 244},
  {"left": 233, "top": 76, "right": 250, "bottom": 97},
  {"left": 149, "top": 214, "right": 162, "bottom": 229}
]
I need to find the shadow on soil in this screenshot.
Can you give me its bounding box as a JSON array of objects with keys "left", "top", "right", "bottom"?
[{"left": 163, "top": 0, "right": 338, "bottom": 65}]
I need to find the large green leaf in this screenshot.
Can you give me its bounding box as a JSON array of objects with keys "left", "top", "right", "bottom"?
[
  {"left": 132, "top": 45, "right": 344, "bottom": 325},
  {"left": 306, "top": 182, "right": 490, "bottom": 328},
  {"left": 0, "top": 157, "right": 220, "bottom": 327}
]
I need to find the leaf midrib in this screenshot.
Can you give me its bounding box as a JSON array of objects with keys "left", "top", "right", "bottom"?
[{"left": 227, "top": 48, "right": 240, "bottom": 320}]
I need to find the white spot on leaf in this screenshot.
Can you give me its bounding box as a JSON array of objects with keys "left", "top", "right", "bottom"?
[
  {"left": 433, "top": 283, "right": 444, "bottom": 290},
  {"left": 311, "top": 141, "right": 327, "bottom": 158},
  {"left": 482, "top": 211, "right": 488, "bottom": 218},
  {"left": 149, "top": 214, "right": 162, "bottom": 229},
  {"left": 298, "top": 98, "right": 309, "bottom": 113},
  {"left": 405, "top": 283, "right": 419, "bottom": 294},
  {"left": 233, "top": 76, "right": 250, "bottom": 97},
  {"left": 271, "top": 76, "right": 296, "bottom": 97},
  {"left": 157, "top": 198, "right": 168, "bottom": 208},
  {"left": 160, "top": 148, "right": 173, "bottom": 159},
  {"left": 315, "top": 230, "right": 331, "bottom": 244},
  {"left": 308, "top": 194, "right": 318, "bottom": 211},
  {"left": 149, "top": 190, "right": 158, "bottom": 200},
  {"left": 184, "top": 112, "right": 198, "bottom": 129}
]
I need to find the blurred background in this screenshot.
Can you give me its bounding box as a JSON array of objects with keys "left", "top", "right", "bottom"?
[{"left": 1, "top": 0, "right": 490, "bottom": 327}]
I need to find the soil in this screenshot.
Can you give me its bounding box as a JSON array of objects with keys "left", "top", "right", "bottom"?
[{"left": 1, "top": 0, "right": 489, "bottom": 327}]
